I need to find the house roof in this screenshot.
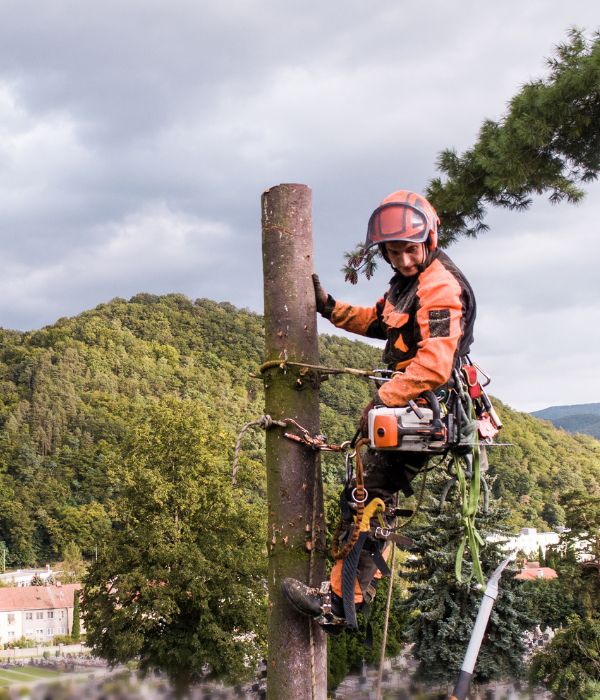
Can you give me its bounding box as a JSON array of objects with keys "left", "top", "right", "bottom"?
[
  {"left": 0, "top": 584, "right": 81, "bottom": 612},
  {"left": 514, "top": 561, "right": 558, "bottom": 581}
]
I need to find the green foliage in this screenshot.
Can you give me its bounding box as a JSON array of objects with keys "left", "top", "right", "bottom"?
[
  {"left": 433, "top": 28, "right": 600, "bottom": 244},
  {"left": 0, "top": 296, "right": 267, "bottom": 565},
  {"left": 485, "top": 400, "right": 600, "bottom": 530},
  {"left": 530, "top": 616, "right": 600, "bottom": 700},
  {"left": 404, "top": 469, "right": 530, "bottom": 686},
  {"left": 72, "top": 591, "right": 81, "bottom": 641},
  {"left": 343, "top": 29, "right": 600, "bottom": 279},
  {"left": 62, "top": 541, "right": 86, "bottom": 583},
  {"left": 6, "top": 636, "right": 36, "bottom": 649},
  {"left": 547, "top": 493, "right": 600, "bottom": 618},
  {"left": 521, "top": 577, "right": 585, "bottom": 630},
  {"left": 0, "top": 292, "right": 599, "bottom": 688},
  {"left": 82, "top": 397, "right": 267, "bottom": 690},
  {"left": 0, "top": 294, "right": 597, "bottom": 567}
]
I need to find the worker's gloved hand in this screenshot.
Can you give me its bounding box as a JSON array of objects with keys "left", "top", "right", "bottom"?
[
  {"left": 359, "top": 395, "right": 381, "bottom": 437},
  {"left": 312, "top": 274, "right": 328, "bottom": 314}
]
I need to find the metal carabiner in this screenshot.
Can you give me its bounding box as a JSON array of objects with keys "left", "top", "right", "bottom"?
[{"left": 351, "top": 487, "right": 369, "bottom": 504}]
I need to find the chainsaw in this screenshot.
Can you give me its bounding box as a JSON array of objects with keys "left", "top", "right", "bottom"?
[{"left": 367, "top": 363, "right": 502, "bottom": 453}]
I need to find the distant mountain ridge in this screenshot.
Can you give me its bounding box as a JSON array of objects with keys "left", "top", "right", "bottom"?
[{"left": 532, "top": 403, "right": 600, "bottom": 440}]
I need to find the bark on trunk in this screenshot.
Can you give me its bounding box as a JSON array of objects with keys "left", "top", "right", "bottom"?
[{"left": 261, "top": 183, "right": 327, "bottom": 700}]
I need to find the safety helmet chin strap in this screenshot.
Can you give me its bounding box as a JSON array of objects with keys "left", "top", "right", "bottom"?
[{"left": 416, "top": 242, "right": 431, "bottom": 273}]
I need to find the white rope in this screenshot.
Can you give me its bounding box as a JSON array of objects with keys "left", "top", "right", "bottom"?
[{"left": 375, "top": 543, "right": 397, "bottom": 700}]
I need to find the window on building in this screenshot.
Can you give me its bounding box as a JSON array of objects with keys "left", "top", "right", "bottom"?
[
  {"left": 25, "top": 612, "right": 33, "bottom": 620},
  {"left": 36, "top": 612, "right": 43, "bottom": 620},
  {"left": 47, "top": 629, "right": 52, "bottom": 635},
  {"left": 7, "top": 631, "right": 15, "bottom": 639},
  {"left": 7, "top": 614, "right": 15, "bottom": 624},
  {"left": 47, "top": 611, "right": 54, "bottom": 619}
]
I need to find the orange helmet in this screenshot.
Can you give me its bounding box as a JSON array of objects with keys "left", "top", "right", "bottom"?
[{"left": 365, "top": 190, "right": 440, "bottom": 252}]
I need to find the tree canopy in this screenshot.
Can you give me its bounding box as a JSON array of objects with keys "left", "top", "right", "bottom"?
[{"left": 344, "top": 28, "right": 600, "bottom": 281}]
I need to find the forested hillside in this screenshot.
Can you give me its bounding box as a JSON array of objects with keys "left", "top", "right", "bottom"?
[
  {"left": 532, "top": 403, "right": 600, "bottom": 440},
  {"left": 0, "top": 293, "right": 599, "bottom": 567}
]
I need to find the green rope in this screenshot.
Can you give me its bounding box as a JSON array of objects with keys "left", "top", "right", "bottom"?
[
  {"left": 452, "top": 387, "right": 486, "bottom": 586},
  {"left": 453, "top": 445, "right": 485, "bottom": 586}
]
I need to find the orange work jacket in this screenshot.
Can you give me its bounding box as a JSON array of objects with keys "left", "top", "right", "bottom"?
[{"left": 323, "top": 250, "right": 476, "bottom": 407}]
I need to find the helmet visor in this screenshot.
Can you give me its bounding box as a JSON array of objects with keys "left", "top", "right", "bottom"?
[{"left": 366, "top": 203, "right": 429, "bottom": 248}]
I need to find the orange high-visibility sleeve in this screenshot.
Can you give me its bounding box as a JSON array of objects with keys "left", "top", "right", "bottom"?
[
  {"left": 330, "top": 297, "right": 385, "bottom": 337},
  {"left": 378, "top": 258, "right": 464, "bottom": 406}
]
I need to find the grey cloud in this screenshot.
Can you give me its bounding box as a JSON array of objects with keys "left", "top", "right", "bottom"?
[{"left": 0, "top": 0, "right": 598, "bottom": 410}]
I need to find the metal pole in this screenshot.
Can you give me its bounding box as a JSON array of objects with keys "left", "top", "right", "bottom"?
[
  {"left": 450, "top": 558, "right": 513, "bottom": 700},
  {"left": 261, "top": 183, "right": 327, "bottom": 700}
]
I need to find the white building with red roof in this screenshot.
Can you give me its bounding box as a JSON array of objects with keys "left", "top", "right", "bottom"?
[
  {"left": 515, "top": 561, "right": 558, "bottom": 581},
  {"left": 0, "top": 584, "right": 83, "bottom": 645}
]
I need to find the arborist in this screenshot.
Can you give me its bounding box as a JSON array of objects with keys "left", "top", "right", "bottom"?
[{"left": 282, "top": 189, "right": 477, "bottom": 631}]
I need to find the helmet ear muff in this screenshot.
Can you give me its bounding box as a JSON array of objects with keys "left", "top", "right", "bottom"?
[
  {"left": 428, "top": 229, "right": 438, "bottom": 251},
  {"left": 378, "top": 243, "right": 390, "bottom": 264}
]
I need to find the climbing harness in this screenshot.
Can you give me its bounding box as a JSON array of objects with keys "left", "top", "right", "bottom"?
[{"left": 237, "top": 356, "right": 503, "bottom": 634}]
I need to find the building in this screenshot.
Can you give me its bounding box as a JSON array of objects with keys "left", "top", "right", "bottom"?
[
  {"left": 0, "top": 584, "right": 83, "bottom": 645},
  {"left": 488, "top": 527, "right": 561, "bottom": 558},
  {"left": 0, "top": 565, "right": 58, "bottom": 587},
  {"left": 505, "top": 527, "right": 560, "bottom": 557},
  {"left": 515, "top": 561, "right": 558, "bottom": 581}
]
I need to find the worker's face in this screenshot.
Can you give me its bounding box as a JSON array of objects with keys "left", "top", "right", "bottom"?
[{"left": 385, "top": 241, "right": 426, "bottom": 277}]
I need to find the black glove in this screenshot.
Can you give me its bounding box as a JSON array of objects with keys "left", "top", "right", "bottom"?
[{"left": 312, "top": 274, "right": 328, "bottom": 314}]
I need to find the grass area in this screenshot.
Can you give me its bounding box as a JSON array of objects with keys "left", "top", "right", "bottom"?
[{"left": 0, "top": 666, "right": 62, "bottom": 686}]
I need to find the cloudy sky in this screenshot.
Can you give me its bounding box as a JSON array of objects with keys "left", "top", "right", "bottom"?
[{"left": 0, "top": 1, "right": 598, "bottom": 412}]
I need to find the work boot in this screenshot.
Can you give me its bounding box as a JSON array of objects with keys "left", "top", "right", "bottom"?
[{"left": 281, "top": 578, "right": 346, "bottom": 633}]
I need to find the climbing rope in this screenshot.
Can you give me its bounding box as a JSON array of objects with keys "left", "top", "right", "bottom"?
[
  {"left": 452, "top": 446, "right": 485, "bottom": 585},
  {"left": 258, "top": 359, "right": 381, "bottom": 378},
  {"left": 331, "top": 438, "right": 369, "bottom": 560},
  {"left": 232, "top": 415, "right": 351, "bottom": 485},
  {"left": 231, "top": 415, "right": 287, "bottom": 486},
  {"left": 375, "top": 539, "right": 396, "bottom": 700},
  {"left": 436, "top": 377, "right": 487, "bottom": 586}
]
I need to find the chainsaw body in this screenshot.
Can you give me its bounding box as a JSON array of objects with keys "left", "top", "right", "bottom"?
[
  {"left": 368, "top": 403, "right": 447, "bottom": 453},
  {"left": 367, "top": 364, "right": 502, "bottom": 453}
]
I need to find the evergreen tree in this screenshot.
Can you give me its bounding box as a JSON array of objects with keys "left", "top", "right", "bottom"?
[
  {"left": 521, "top": 577, "right": 584, "bottom": 630},
  {"left": 71, "top": 590, "right": 81, "bottom": 641},
  {"left": 403, "top": 468, "right": 530, "bottom": 687},
  {"left": 62, "top": 541, "right": 86, "bottom": 583},
  {"left": 538, "top": 545, "right": 545, "bottom": 567},
  {"left": 429, "top": 29, "right": 600, "bottom": 245},
  {"left": 344, "top": 29, "right": 600, "bottom": 281}
]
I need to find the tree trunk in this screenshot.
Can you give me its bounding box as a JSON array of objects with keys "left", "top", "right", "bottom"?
[{"left": 261, "top": 183, "right": 327, "bottom": 700}]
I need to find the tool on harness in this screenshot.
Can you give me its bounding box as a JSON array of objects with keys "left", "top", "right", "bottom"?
[
  {"left": 367, "top": 390, "right": 447, "bottom": 452},
  {"left": 361, "top": 361, "right": 501, "bottom": 586},
  {"left": 366, "top": 363, "right": 502, "bottom": 453}
]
